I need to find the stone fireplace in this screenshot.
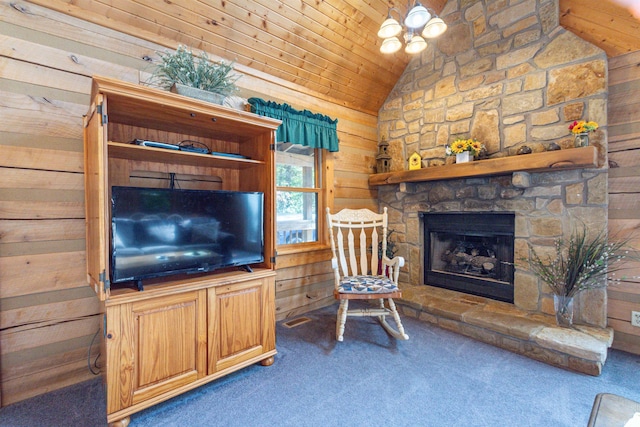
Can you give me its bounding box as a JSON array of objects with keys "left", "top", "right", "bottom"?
[
  {"left": 379, "top": 169, "right": 607, "bottom": 327},
  {"left": 372, "top": 1, "right": 613, "bottom": 374},
  {"left": 375, "top": 170, "right": 612, "bottom": 375}
]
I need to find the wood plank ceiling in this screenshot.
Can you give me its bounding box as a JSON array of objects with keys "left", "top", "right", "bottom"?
[{"left": 28, "top": 0, "right": 640, "bottom": 115}]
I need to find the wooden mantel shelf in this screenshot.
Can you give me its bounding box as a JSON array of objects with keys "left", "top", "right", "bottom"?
[{"left": 369, "top": 146, "right": 599, "bottom": 186}]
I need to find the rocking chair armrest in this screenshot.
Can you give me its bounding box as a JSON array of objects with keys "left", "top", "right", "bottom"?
[{"left": 382, "top": 255, "right": 405, "bottom": 268}]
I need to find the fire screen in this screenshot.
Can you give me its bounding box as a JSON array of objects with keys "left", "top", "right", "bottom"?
[{"left": 421, "top": 212, "right": 515, "bottom": 303}]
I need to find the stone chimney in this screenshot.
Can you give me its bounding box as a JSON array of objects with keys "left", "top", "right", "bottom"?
[{"left": 376, "top": 0, "right": 609, "bottom": 327}]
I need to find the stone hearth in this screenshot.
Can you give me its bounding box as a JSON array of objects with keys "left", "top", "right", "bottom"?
[{"left": 397, "top": 284, "right": 613, "bottom": 375}]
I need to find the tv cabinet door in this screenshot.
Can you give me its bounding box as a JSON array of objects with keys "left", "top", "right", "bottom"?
[
  {"left": 208, "top": 276, "right": 276, "bottom": 373},
  {"left": 84, "top": 92, "right": 110, "bottom": 301},
  {"left": 105, "top": 290, "right": 207, "bottom": 413}
]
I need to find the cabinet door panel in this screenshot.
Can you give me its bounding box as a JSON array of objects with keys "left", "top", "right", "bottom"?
[
  {"left": 209, "top": 280, "right": 266, "bottom": 372},
  {"left": 109, "top": 291, "right": 207, "bottom": 409},
  {"left": 136, "top": 301, "right": 198, "bottom": 386}
]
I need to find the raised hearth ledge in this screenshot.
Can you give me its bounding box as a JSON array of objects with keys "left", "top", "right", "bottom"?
[
  {"left": 369, "top": 146, "right": 598, "bottom": 186},
  {"left": 397, "top": 284, "right": 613, "bottom": 376}
]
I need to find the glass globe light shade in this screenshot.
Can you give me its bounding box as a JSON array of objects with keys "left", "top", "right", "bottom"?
[
  {"left": 405, "top": 35, "right": 427, "bottom": 54},
  {"left": 404, "top": 3, "right": 431, "bottom": 29},
  {"left": 380, "top": 37, "right": 402, "bottom": 54},
  {"left": 377, "top": 17, "right": 402, "bottom": 38},
  {"left": 422, "top": 17, "right": 447, "bottom": 38}
]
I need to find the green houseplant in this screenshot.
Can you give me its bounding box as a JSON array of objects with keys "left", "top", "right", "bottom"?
[
  {"left": 150, "top": 45, "right": 240, "bottom": 103},
  {"left": 526, "top": 225, "right": 637, "bottom": 327}
]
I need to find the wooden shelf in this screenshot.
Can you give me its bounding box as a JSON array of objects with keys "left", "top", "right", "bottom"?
[
  {"left": 369, "top": 146, "right": 599, "bottom": 186},
  {"left": 108, "top": 141, "right": 264, "bottom": 169}
]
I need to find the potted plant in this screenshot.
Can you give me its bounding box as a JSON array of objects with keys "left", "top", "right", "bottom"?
[
  {"left": 150, "top": 45, "right": 240, "bottom": 104},
  {"left": 526, "top": 225, "right": 637, "bottom": 327},
  {"left": 446, "top": 138, "right": 484, "bottom": 163}
]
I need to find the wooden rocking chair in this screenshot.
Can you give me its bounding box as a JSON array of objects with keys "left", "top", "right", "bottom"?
[{"left": 326, "top": 207, "right": 409, "bottom": 342}]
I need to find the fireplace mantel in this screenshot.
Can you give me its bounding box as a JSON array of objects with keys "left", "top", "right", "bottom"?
[{"left": 369, "top": 146, "right": 599, "bottom": 186}]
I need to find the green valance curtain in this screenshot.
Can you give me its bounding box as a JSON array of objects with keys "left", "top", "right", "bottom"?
[{"left": 248, "top": 97, "right": 339, "bottom": 152}]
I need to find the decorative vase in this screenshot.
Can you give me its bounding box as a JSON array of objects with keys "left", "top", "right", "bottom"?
[
  {"left": 574, "top": 132, "right": 589, "bottom": 148},
  {"left": 456, "top": 151, "right": 473, "bottom": 163},
  {"left": 553, "top": 294, "right": 574, "bottom": 327},
  {"left": 170, "top": 83, "right": 226, "bottom": 105}
]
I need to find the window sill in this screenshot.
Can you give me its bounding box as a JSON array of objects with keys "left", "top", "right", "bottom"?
[{"left": 277, "top": 242, "right": 329, "bottom": 255}]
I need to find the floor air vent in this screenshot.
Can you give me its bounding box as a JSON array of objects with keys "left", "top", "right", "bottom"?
[{"left": 282, "top": 317, "right": 312, "bottom": 328}]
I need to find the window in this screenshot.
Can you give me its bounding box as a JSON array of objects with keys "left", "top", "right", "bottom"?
[{"left": 276, "top": 141, "right": 324, "bottom": 247}]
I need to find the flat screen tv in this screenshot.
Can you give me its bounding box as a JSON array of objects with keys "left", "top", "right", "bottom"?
[{"left": 110, "top": 186, "right": 264, "bottom": 286}]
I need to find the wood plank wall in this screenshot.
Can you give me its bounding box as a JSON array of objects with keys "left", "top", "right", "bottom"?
[
  {"left": 0, "top": 2, "right": 377, "bottom": 405},
  {"left": 607, "top": 50, "right": 640, "bottom": 355}
]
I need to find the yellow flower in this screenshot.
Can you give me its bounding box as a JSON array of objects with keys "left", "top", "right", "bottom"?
[
  {"left": 569, "top": 120, "right": 598, "bottom": 134},
  {"left": 450, "top": 139, "right": 468, "bottom": 154},
  {"left": 469, "top": 140, "right": 483, "bottom": 153}
]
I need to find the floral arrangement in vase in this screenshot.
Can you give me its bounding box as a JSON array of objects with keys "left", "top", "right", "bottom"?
[
  {"left": 525, "top": 224, "right": 637, "bottom": 327},
  {"left": 569, "top": 120, "right": 599, "bottom": 134},
  {"left": 569, "top": 120, "right": 598, "bottom": 147},
  {"left": 446, "top": 138, "right": 484, "bottom": 162}
]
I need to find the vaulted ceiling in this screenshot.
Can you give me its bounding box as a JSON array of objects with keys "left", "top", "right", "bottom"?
[{"left": 30, "top": 0, "right": 640, "bottom": 116}]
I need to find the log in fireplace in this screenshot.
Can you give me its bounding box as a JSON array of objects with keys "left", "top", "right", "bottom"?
[{"left": 421, "top": 212, "right": 515, "bottom": 303}]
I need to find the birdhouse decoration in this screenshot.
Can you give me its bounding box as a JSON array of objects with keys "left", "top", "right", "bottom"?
[
  {"left": 408, "top": 151, "right": 422, "bottom": 170},
  {"left": 376, "top": 137, "right": 392, "bottom": 173}
]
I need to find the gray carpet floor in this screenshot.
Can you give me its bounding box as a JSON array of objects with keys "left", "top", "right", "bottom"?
[{"left": 1, "top": 304, "right": 639, "bottom": 427}]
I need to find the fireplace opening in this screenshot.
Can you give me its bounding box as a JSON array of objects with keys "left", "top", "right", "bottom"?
[{"left": 421, "top": 212, "right": 515, "bottom": 303}]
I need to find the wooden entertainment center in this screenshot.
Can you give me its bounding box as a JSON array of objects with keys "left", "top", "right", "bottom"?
[{"left": 83, "top": 76, "right": 281, "bottom": 426}]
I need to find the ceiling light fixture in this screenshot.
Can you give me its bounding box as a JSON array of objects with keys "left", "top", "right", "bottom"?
[{"left": 377, "top": 1, "right": 448, "bottom": 55}]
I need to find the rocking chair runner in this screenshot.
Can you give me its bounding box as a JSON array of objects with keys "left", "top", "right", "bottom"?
[{"left": 326, "top": 207, "right": 409, "bottom": 341}]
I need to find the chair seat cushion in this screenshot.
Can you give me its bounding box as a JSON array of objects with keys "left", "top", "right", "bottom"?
[{"left": 338, "top": 275, "right": 399, "bottom": 294}]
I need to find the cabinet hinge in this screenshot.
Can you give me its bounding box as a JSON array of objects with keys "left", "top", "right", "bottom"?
[
  {"left": 269, "top": 143, "right": 275, "bottom": 151},
  {"left": 97, "top": 103, "right": 108, "bottom": 125},
  {"left": 270, "top": 256, "right": 276, "bottom": 264},
  {"left": 103, "top": 314, "right": 107, "bottom": 338},
  {"left": 99, "top": 270, "right": 110, "bottom": 292}
]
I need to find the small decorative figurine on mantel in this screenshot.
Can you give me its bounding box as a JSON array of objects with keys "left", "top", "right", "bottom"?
[
  {"left": 408, "top": 151, "right": 422, "bottom": 170},
  {"left": 376, "top": 137, "right": 392, "bottom": 173}
]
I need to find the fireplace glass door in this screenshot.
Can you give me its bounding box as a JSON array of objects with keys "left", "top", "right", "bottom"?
[{"left": 422, "top": 212, "right": 515, "bottom": 303}]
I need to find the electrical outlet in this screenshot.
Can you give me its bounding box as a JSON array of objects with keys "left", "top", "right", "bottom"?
[{"left": 632, "top": 311, "right": 640, "bottom": 327}]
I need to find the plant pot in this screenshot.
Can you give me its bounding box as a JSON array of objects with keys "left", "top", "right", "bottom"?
[
  {"left": 574, "top": 132, "right": 589, "bottom": 147},
  {"left": 456, "top": 151, "right": 473, "bottom": 163},
  {"left": 553, "top": 294, "right": 574, "bottom": 327},
  {"left": 170, "top": 83, "right": 226, "bottom": 105}
]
